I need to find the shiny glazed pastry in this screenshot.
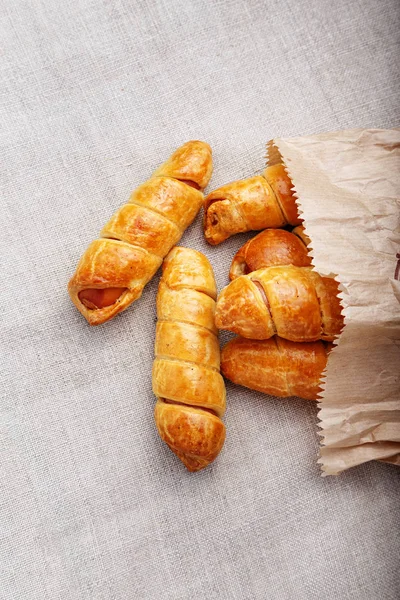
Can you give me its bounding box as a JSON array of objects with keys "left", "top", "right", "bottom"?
[
  {"left": 221, "top": 336, "right": 332, "bottom": 401},
  {"left": 153, "top": 247, "right": 226, "bottom": 472},
  {"left": 68, "top": 141, "right": 213, "bottom": 325},
  {"left": 215, "top": 265, "right": 344, "bottom": 342},
  {"left": 204, "top": 163, "right": 301, "bottom": 245},
  {"left": 229, "top": 226, "right": 312, "bottom": 280}
]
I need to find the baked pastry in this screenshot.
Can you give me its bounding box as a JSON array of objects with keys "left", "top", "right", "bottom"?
[
  {"left": 291, "top": 224, "right": 311, "bottom": 248},
  {"left": 204, "top": 163, "right": 301, "bottom": 244},
  {"left": 215, "top": 265, "right": 344, "bottom": 342},
  {"left": 68, "top": 141, "right": 213, "bottom": 325},
  {"left": 153, "top": 247, "right": 226, "bottom": 472},
  {"left": 229, "top": 226, "right": 312, "bottom": 280},
  {"left": 221, "top": 336, "right": 331, "bottom": 401}
]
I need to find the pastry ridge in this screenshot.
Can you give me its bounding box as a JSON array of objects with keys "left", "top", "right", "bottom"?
[
  {"left": 221, "top": 336, "right": 331, "bottom": 401},
  {"left": 229, "top": 227, "right": 312, "bottom": 280},
  {"left": 68, "top": 141, "right": 213, "bottom": 325},
  {"left": 204, "top": 163, "right": 301, "bottom": 245},
  {"left": 153, "top": 247, "right": 226, "bottom": 472},
  {"left": 215, "top": 265, "right": 344, "bottom": 342}
]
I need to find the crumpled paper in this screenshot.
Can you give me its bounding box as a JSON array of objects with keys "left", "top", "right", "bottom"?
[{"left": 267, "top": 129, "right": 400, "bottom": 475}]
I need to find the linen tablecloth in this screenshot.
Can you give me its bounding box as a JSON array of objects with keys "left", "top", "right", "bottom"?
[{"left": 1, "top": 1, "right": 399, "bottom": 598}]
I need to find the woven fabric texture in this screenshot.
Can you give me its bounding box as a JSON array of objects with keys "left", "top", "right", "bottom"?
[{"left": 1, "top": 1, "right": 399, "bottom": 599}]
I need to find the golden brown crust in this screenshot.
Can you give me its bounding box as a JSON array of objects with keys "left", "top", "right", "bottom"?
[
  {"left": 204, "top": 176, "right": 285, "bottom": 245},
  {"left": 155, "top": 321, "right": 220, "bottom": 370},
  {"left": 214, "top": 275, "right": 275, "bottom": 339},
  {"left": 129, "top": 177, "right": 203, "bottom": 232},
  {"left": 154, "top": 402, "right": 226, "bottom": 472},
  {"left": 260, "top": 266, "right": 321, "bottom": 342},
  {"left": 153, "top": 247, "right": 226, "bottom": 472},
  {"left": 203, "top": 164, "right": 300, "bottom": 245},
  {"left": 68, "top": 239, "right": 162, "bottom": 325},
  {"left": 215, "top": 265, "right": 344, "bottom": 342},
  {"left": 221, "top": 336, "right": 329, "bottom": 401},
  {"left": 68, "top": 142, "right": 212, "bottom": 325},
  {"left": 152, "top": 141, "right": 213, "bottom": 189},
  {"left": 152, "top": 359, "right": 226, "bottom": 416},
  {"left": 311, "top": 275, "right": 344, "bottom": 341},
  {"left": 101, "top": 203, "right": 181, "bottom": 257},
  {"left": 264, "top": 164, "right": 301, "bottom": 225},
  {"left": 292, "top": 224, "right": 312, "bottom": 249},
  {"left": 161, "top": 246, "right": 217, "bottom": 299},
  {"left": 229, "top": 228, "right": 312, "bottom": 280},
  {"left": 156, "top": 283, "right": 217, "bottom": 335}
]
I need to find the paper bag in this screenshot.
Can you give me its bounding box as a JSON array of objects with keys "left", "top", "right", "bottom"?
[{"left": 267, "top": 129, "right": 400, "bottom": 475}]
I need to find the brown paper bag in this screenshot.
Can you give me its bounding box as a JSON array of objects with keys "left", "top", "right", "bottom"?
[{"left": 267, "top": 129, "right": 400, "bottom": 475}]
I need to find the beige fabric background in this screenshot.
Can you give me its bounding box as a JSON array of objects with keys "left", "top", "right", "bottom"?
[{"left": 1, "top": 1, "right": 399, "bottom": 599}]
